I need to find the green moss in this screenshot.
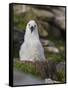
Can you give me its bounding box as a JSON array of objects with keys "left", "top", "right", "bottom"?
[
  {"left": 14, "top": 14, "right": 27, "bottom": 30},
  {"left": 56, "top": 70, "right": 65, "bottom": 82},
  {"left": 46, "top": 52, "right": 64, "bottom": 63},
  {"left": 14, "top": 61, "right": 41, "bottom": 77}
]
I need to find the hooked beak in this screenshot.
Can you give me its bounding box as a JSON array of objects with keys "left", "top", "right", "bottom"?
[{"left": 30, "top": 26, "right": 34, "bottom": 33}]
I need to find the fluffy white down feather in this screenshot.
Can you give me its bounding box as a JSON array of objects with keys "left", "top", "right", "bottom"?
[{"left": 19, "top": 20, "right": 46, "bottom": 61}]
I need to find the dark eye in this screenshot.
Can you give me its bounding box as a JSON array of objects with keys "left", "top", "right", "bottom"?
[
  {"left": 34, "top": 25, "right": 36, "bottom": 27},
  {"left": 29, "top": 24, "right": 30, "bottom": 26}
]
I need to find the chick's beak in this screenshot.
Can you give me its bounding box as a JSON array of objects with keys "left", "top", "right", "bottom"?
[{"left": 30, "top": 26, "right": 34, "bottom": 33}]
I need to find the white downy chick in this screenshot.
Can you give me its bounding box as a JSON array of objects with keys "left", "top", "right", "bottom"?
[{"left": 19, "top": 20, "right": 46, "bottom": 62}]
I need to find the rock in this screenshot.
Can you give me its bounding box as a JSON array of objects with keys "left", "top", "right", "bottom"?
[
  {"left": 40, "top": 39, "right": 60, "bottom": 54},
  {"left": 52, "top": 8, "right": 65, "bottom": 30},
  {"left": 46, "top": 60, "right": 57, "bottom": 80},
  {"left": 13, "top": 5, "right": 30, "bottom": 14},
  {"left": 52, "top": 9, "right": 65, "bottom": 16},
  {"left": 56, "top": 61, "right": 65, "bottom": 73},
  {"left": 37, "top": 20, "right": 50, "bottom": 30},
  {"left": 56, "top": 61, "right": 65, "bottom": 82},
  {"left": 13, "top": 27, "right": 25, "bottom": 57},
  {"left": 38, "top": 23, "right": 48, "bottom": 37},
  {"left": 40, "top": 39, "right": 54, "bottom": 46},
  {"left": 39, "top": 29, "right": 48, "bottom": 38},
  {"left": 33, "top": 8, "right": 54, "bottom": 19},
  {"left": 45, "top": 78, "right": 60, "bottom": 84},
  {"left": 13, "top": 68, "right": 45, "bottom": 86},
  {"left": 55, "top": 16, "right": 65, "bottom": 30},
  {"left": 59, "top": 46, "right": 65, "bottom": 52},
  {"left": 33, "top": 6, "right": 52, "bottom": 12},
  {"left": 44, "top": 46, "right": 59, "bottom": 53},
  {"left": 51, "top": 26, "right": 61, "bottom": 38}
]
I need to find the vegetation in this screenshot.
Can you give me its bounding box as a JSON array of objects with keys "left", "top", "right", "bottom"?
[
  {"left": 14, "top": 60, "right": 46, "bottom": 79},
  {"left": 56, "top": 70, "right": 65, "bottom": 82}
]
